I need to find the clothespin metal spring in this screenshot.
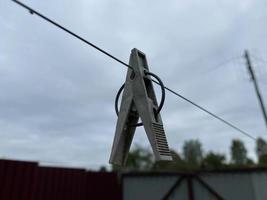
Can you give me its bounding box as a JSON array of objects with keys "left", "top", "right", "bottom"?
[{"left": 115, "top": 71, "right": 166, "bottom": 127}]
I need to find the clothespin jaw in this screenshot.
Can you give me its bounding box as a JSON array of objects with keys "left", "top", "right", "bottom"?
[{"left": 109, "top": 48, "right": 172, "bottom": 166}]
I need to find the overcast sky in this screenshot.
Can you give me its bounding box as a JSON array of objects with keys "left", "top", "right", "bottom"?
[{"left": 0, "top": 0, "right": 267, "bottom": 169}]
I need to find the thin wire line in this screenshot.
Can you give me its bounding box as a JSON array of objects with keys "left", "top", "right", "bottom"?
[
  {"left": 11, "top": 0, "right": 256, "bottom": 141},
  {"left": 250, "top": 53, "right": 267, "bottom": 65},
  {"left": 11, "top": 0, "right": 133, "bottom": 70},
  {"left": 204, "top": 56, "right": 242, "bottom": 72},
  {"left": 152, "top": 80, "right": 256, "bottom": 140}
]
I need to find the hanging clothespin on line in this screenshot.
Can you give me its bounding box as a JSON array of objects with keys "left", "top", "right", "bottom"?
[{"left": 109, "top": 48, "right": 172, "bottom": 166}]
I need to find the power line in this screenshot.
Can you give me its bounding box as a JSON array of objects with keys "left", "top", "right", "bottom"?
[
  {"left": 249, "top": 53, "right": 267, "bottom": 65},
  {"left": 11, "top": 0, "right": 256, "bottom": 141},
  {"left": 204, "top": 56, "right": 243, "bottom": 73},
  {"left": 152, "top": 80, "right": 256, "bottom": 140},
  {"left": 11, "top": 0, "right": 133, "bottom": 70}
]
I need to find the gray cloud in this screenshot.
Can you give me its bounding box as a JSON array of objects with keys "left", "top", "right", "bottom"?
[{"left": 0, "top": 0, "right": 266, "bottom": 168}]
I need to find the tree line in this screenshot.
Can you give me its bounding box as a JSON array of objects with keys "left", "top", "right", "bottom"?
[{"left": 111, "top": 137, "right": 267, "bottom": 171}]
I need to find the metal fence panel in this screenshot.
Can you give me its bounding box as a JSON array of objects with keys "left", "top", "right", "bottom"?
[
  {"left": 251, "top": 172, "right": 267, "bottom": 200},
  {"left": 168, "top": 180, "right": 188, "bottom": 200},
  {"left": 193, "top": 179, "right": 219, "bottom": 200},
  {"left": 201, "top": 173, "right": 255, "bottom": 200},
  {"left": 123, "top": 171, "right": 267, "bottom": 200},
  {"left": 0, "top": 159, "right": 121, "bottom": 200},
  {"left": 123, "top": 175, "right": 178, "bottom": 200}
]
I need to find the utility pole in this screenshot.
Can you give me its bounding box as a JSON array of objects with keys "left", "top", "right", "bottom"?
[{"left": 244, "top": 50, "right": 267, "bottom": 130}]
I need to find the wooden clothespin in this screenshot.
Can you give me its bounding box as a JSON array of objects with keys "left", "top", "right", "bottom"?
[{"left": 109, "top": 48, "right": 172, "bottom": 166}]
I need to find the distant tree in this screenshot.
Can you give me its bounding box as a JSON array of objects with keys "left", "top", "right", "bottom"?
[
  {"left": 258, "top": 155, "right": 267, "bottom": 165},
  {"left": 152, "top": 150, "right": 186, "bottom": 171},
  {"left": 202, "top": 151, "right": 226, "bottom": 170},
  {"left": 246, "top": 158, "right": 255, "bottom": 166},
  {"left": 231, "top": 139, "right": 248, "bottom": 165},
  {"left": 112, "top": 145, "right": 154, "bottom": 171},
  {"left": 182, "top": 139, "right": 203, "bottom": 167},
  {"left": 256, "top": 137, "right": 267, "bottom": 165},
  {"left": 99, "top": 166, "right": 107, "bottom": 172}
]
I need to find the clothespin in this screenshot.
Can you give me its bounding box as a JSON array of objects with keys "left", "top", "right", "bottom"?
[{"left": 109, "top": 48, "right": 172, "bottom": 166}]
